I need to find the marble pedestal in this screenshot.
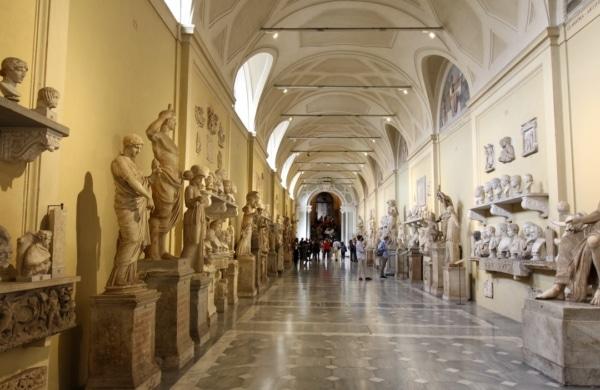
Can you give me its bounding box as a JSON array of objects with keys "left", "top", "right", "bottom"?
[
  {"left": 367, "top": 248, "right": 375, "bottom": 266},
  {"left": 277, "top": 249, "right": 284, "bottom": 273},
  {"left": 429, "top": 243, "right": 445, "bottom": 296},
  {"left": 523, "top": 299, "right": 600, "bottom": 386},
  {"left": 190, "top": 273, "right": 210, "bottom": 346},
  {"left": 88, "top": 286, "right": 161, "bottom": 390},
  {"left": 256, "top": 252, "right": 268, "bottom": 294},
  {"left": 385, "top": 249, "right": 397, "bottom": 276},
  {"left": 268, "top": 251, "right": 278, "bottom": 276},
  {"left": 422, "top": 256, "right": 432, "bottom": 292},
  {"left": 408, "top": 249, "right": 422, "bottom": 282},
  {"left": 284, "top": 249, "right": 292, "bottom": 269},
  {"left": 396, "top": 251, "right": 408, "bottom": 279},
  {"left": 139, "top": 259, "right": 194, "bottom": 370},
  {"left": 215, "top": 278, "right": 228, "bottom": 313},
  {"left": 442, "top": 265, "right": 466, "bottom": 301},
  {"left": 226, "top": 260, "right": 238, "bottom": 305},
  {"left": 237, "top": 254, "right": 257, "bottom": 297}
]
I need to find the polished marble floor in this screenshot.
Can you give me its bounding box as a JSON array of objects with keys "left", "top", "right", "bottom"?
[{"left": 171, "top": 258, "right": 585, "bottom": 390}]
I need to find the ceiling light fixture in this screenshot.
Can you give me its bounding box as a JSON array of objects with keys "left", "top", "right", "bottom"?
[
  {"left": 402, "top": 89, "right": 409, "bottom": 95},
  {"left": 274, "top": 84, "right": 412, "bottom": 91},
  {"left": 262, "top": 27, "right": 443, "bottom": 32},
  {"left": 282, "top": 114, "right": 395, "bottom": 118},
  {"left": 282, "top": 88, "right": 288, "bottom": 94},
  {"left": 272, "top": 32, "right": 279, "bottom": 39},
  {"left": 386, "top": 117, "right": 391, "bottom": 122}
]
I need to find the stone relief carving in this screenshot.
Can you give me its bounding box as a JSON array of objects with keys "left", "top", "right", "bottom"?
[
  {"left": 106, "top": 134, "right": 152, "bottom": 288},
  {"left": 194, "top": 106, "right": 205, "bottom": 128},
  {"left": 206, "top": 133, "right": 215, "bottom": 163},
  {"left": 484, "top": 143, "right": 495, "bottom": 173},
  {"left": 0, "top": 283, "right": 76, "bottom": 352},
  {"left": 521, "top": 118, "right": 538, "bottom": 157},
  {"left": 0, "top": 226, "right": 15, "bottom": 281},
  {"left": 146, "top": 106, "right": 183, "bottom": 260},
  {"left": 0, "top": 57, "right": 28, "bottom": 102},
  {"left": 207, "top": 106, "right": 219, "bottom": 135},
  {"left": 217, "top": 150, "right": 223, "bottom": 170},
  {"left": 537, "top": 201, "right": 600, "bottom": 305},
  {"left": 0, "top": 366, "right": 47, "bottom": 390},
  {"left": 498, "top": 136, "right": 515, "bottom": 163},
  {"left": 0, "top": 128, "right": 62, "bottom": 163},
  {"left": 218, "top": 123, "right": 225, "bottom": 148}
]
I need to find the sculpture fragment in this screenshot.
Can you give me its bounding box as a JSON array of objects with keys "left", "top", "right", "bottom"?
[{"left": 0, "top": 57, "right": 27, "bottom": 102}]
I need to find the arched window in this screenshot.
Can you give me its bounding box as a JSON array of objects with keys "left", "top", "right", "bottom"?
[
  {"left": 163, "top": 0, "right": 194, "bottom": 28},
  {"left": 234, "top": 53, "right": 273, "bottom": 134},
  {"left": 289, "top": 172, "right": 302, "bottom": 199},
  {"left": 266, "top": 120, "right": 290, "bottom": 170},
  {"left": 280, "top": 153, "right": 298, "bottom": 188}
]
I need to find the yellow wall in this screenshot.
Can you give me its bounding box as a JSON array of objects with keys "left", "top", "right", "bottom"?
[{"left": 408, "top": 145, "right": 433, "bottom": 211}]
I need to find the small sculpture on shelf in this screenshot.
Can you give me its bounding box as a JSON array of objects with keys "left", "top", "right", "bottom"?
[
  {"left": 537, "top": 201, "right": 600, "bottom": 304},
  {"left": 484, "top": 181, "right": 494, "bottom": 203},
  {"left": 214, "top": 168, "right": 226, "bottom": 195},
  {"left": 497, "top": 223, "right": 518, "bottom": 259},
  {"left": 500, "top": 175, "right": 510, "bottom": 199},
  {"left": 205, "top": 172, "right": 215, "bottom": 193},
  {"left": 498, "top": 136, "right": 515, "bottom": 163},
  {"left": 475, "top": 226, "right": 498, "bottom": 258},
  {"left": 106, "top": 134, "right": 153, "bottom": 288},
  {"left": 523, "top": 173, "right": 533, "bottom": 194},
  {"left": 510, "top": 175, "right": 522, "bottom": 196},
  {"left": 206, "top": 220, "right": 229, "bottom": 254},
  {"left": 474, "top": 185, "right": 485, "bottom": 205},
  {"left": 223, "top": 179, "right": 236, "bottom": 204},
  {"left": 521, "top": 222, "right": 546, "bottom": 260},
  {"left": 491, "top": 177, "right": 502, "bottom": 201},
  {"left": 35, "top": 87, "right": 60, "bottom": 121},
  {"left": 17, "top": 230, "right": 52, "bottom": 281},
  {"left": 146, "top": 105, "right": 183, "bottom": 260},
  {"left": 0, "top": 57, "right": 28, "bottom": 102},
  {"left": 509, "top": 225, "right": 524, "bottom": 259},
  {"left": 0, "top": 225, "right": 16, "bottom": 281}
]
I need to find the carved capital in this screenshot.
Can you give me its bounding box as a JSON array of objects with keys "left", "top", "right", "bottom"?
[{"left": 0, "top": 127, "right": 63, "bottom": 162}]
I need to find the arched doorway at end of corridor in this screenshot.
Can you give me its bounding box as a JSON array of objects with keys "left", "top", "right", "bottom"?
[{"left": 309, "top": 192, "right": 342, "bottom": 241}]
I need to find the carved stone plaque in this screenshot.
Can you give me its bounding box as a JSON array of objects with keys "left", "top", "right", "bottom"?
[{"left": 0, "top": 366, "right": 46, "bottom": 390}]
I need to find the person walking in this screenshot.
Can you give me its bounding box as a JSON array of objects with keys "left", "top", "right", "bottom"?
[
  {"left": 349, "top": 239, "right": 357, "bottom": 262},
  {"left": 293, "top": 238, "right": 299, "bottom": 266},
  {"left": 356, "top": 235, "right": 371, "bottom": 281},
  {"left": 377, "top": 236, "right": 390, "bottom": 278},
  {"left": 340, "top": 241, "right": 347, "bottom": 260}
]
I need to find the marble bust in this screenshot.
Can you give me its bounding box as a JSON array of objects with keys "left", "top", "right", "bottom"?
[
  {"left": 510, "top": 175, "right": 522, "bottom": 196},
  {"left": 498, "top": 136, "right": 515, "bottom": 163},
  {"left": 484, "top": 181, "right": 494, "bottom": 203},
  {"left": 523, "top": 173, "right": 533, "bottom": 194},
  {"left": 500, "top": 175, "right": 510, "bottom": 199},
  {"left": 35, "top": 87, "right": 60, "bottom": 120},
  {"left": 491, "top": 178, "right": 502, "bottom": 200},
  {"left": 521, "top": 222, "right": 545, "bottom": 260},
  {"left": 474, "top": 185, "right": 485, "bottom": 205},
  {"left": 0, "top": 225, "right": 16, "bottom": 281},
  {"left": 17, "top": 230, "right": 53, "bottom": 278},
  {"left": 0, "top": 57, "right": 28, "bottom": 102}
]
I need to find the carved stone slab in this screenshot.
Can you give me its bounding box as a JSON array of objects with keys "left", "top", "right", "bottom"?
[
  {"left": 480, "top": 257, "right": 531, "bottom": 277},
  {"left": 0, "top": 276, "right": 78, "bottom": 352},
  {"left": 0, "top": 366, "right": 46, "bottom": 390}
]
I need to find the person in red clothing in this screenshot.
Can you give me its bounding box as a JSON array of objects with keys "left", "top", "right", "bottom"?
[{"left": 322, "top": 240, "right": 332, "bottom": 261}]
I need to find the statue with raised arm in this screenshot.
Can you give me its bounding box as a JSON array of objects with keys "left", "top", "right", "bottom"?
[
  {"left": 537, "top": 201, "right": 600, "bottom": 305},
  {"left": 146, "top": 105, "right": 183, "bottom": 260},
  {"left": 107, "top": 134, "right": 153, "bottom": 288}
]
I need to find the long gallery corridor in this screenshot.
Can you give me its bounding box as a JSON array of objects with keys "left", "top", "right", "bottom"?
[{"left": 173, "top": 260, "right": 573, "bottom": 390}]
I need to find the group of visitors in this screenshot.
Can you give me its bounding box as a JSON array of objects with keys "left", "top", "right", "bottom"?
[{"left": 354, "top": 235, "right": 391, "bottom": 281}]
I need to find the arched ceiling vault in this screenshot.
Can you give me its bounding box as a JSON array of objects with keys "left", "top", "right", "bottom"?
[{"left": 194, "top": 0, "right": 553, "bottom": 199}]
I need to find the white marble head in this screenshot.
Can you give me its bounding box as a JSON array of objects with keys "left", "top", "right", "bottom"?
[{"left": 0, "top": 225, "right": 11, "bottom": 265}]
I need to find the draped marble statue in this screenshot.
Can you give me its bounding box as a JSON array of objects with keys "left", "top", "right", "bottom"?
[
  {"left": 380, "top": 200, "right": 399, "bottom": 249},
  {"left": 537, "top": 202, "right": 600, "bottom": 305},
  {"left": 107, "top": 134, "right": 153, "bottom": 288},
  {"left": 437, "top": 190, "right": 461, "bottom": 263},
  {"left": 181, "top": 165, "right": 211, "bottom": 272},
  {"left": 237, "top": 191, "right": 260, "bottom": 256},
  {"left": 146, "top": 106, "right": 183, "bottom": 260}
]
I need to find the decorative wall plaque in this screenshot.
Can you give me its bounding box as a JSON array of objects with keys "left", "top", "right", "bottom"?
[
  {"left": 207, "top": 106, "right": 219, "bottom": 135},
  {"left": 484, "top": 144, "right": 495, "bottom": 172},
  {"left": 521, "top": 118, "right": 538, "bottom": 157}
]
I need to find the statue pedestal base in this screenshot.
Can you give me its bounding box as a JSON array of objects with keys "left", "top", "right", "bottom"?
[
  {"left": 237, "top": 254, "right": 257, "bottom": 297},
  {"left": 385, "top": 249, "right": 397, "bottom": 276},
  {"left": 268, "top": 251, "right": 278, "bottom": 276},
  {"left": 190, "top": 273, "right": 210, "bottom": 346},
  {"left": 277, "top": 249, "right": 284, "bottom": 273},
  {"left": 423, "top": 255, "right": 432, "bottom": 292},
  {"left": 408, "top": 249, "right": 422, "bottom": 282},
  {"left": 139, "top": 259, "right": 194, "bottom": 370},
  {"left": 88, "top": 286, "right": 161, "bottom": 390},
  {"left": 367, "top": 248, "right": 375, "bottom": 267},
  {"left": 429, "top": 243, "right": 445, "bottom": 296},
  {"left": 255, "top": 252, "right": 268, "bottom": 294},
  {"left": 284, "top": 250, "right": 292, "bottom": 269},
  {"left": 396, "top": 251, "right": 408, "bottom": 279},
  {"left": 523, "top": 299, "right": 600, "bottom": 386},
  {"left": 226, "top": 260, "right": 238, "bottom": 305},
  {"left": 215, "top": 277, "right": 228, "bottom": 313},
  {"left": 442, "top": 265, "right": 466, "bottom": 301}
]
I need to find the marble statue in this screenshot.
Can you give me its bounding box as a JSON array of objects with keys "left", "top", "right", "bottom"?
[
  {"left": 367, "top": 210, "right": 377, "bottom": 248},
  {"left": 380, "top": 200, "right": 399, "bottom": 249},
  {"left": 537, "top": 201, "right": 600, "bottom": 304},
  {"left": 146, "top": 106, "right": 183, "bottom": 260},
  {"left": 205, "top": 173, "right": 215, "bottom": 193},
  {"left": 237, "top": 191, "right": 260, "bottom": 256},
  {"left": 476, "top": 226, "right": 498, "bottom": 258},
  {"left": 0, "top": 225, "right": 16, "bottom": 281},
  {"left": 223, "top": 179, "right": 236, "bottom": 203},
  {"left": 356, "top": 216, "right": 366, "bottom": 237},
  {"left": 509, "top": 225, "right": 525, "bottom": 259},
  {"left": 521, "top": 222, "right": 545, "bottom": 260},
  {"left": 498, "top": 223, "right": 518, "bottom": 258},
  {"left": 106, "top": 134, "right": 153, "bottom": 288},
  {"left": 474, "top": 185, "right": 485, "bottom": 205},
  {"left": 420, "top": 215, "right": 440, "bottom": 254},
  {"left": 491, "top": 178, "right": 502, "bottom": 201},
  {"left": 484, "top": 144, "right": 495, "bottom": 172},
  {"left": 510, "top": 175, "right": 522, "bottom": 196},
  {"left": 396, "top": 224, "right": 407, "bottom": 250},
  {"left": 181, "top": 165, "right": 211, "bottom": 271},
  {"left": 0, "top": 57, "right": 28, "bottom": 102},
  {"left": 35, "top": 87, "right": 60, "bottom": 120},
  {"left": 498, "top": 136, "right": 515, "bottom": 163},
  {"left": 206, "top": 220, "right": 229, "bottom": 254},
  {"left": 17, "top": 230, "right": 52, "bottom": 278},
  {"left": 500, "top": 175, "right": 510, "bottom": 199},
  {"left": 523, "top": 173, "right": 533, "bottom": 194},
  {"left": 214, "top": 168, "right": 226, "bottom": 195},
  {"left": 408, "top": 224, "right": 419, "bottom": 249},
  {"left": 484, "top": 181, "right": 494, "bottom": 203},
  {"left": 437, "top": 190, "right": 460, "bottom": 263}
]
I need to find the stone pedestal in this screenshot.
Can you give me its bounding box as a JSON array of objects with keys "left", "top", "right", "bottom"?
[
  {"left": 139, "top": 259, "right": 194, "bottom": 371},
  {"left": 385, "top": 249, "right": 397, "bottom": 276},
  {"left": 215, "top": 278, "right": 228, "bottom": 313},
  {"left": 284, "top": 249, "right": 292, "bottom": 269},
  {"left": 204, "top": 267, "right": 217, "bottom": 322},
  {"left": 523, "top": 299, "right": 600, "bottom": 386},
  {"left": 226, "top": 260, "right": 238, "bottom": 305},
  {"left": 422, "top": 256, "right": 432, "bottom": 292},
  {"left": 256, "top": 251, "right": 268, "bottom": 294},
  {"left": 429, "top": 243, "right": 445, "bottom": 296},
  {"left": 237, "top": 254, "right": 257, "bottom": 297},
  {"left": 189, "top": 273, "right": 210, "bottom": 346},
  {"left": 443, "top": 265, "right": 466, "bottom": 301},
  {"left": 367, "top": 248, "right": 375, "bottom": 266},
  {"left": 277, "top": 248, "right": 284, "bottom": 273},
  {"left": 408, "top": 249, "right": 422, "bottom": 282},
  {"left": 88, "top": 286, "right": 161, "bottom": 390},
  {"left": 268, "top": 251, "right": 278, "bottom": 276}
]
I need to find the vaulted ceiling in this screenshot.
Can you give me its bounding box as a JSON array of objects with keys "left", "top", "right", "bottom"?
[{"left": 192, "top": 0, "right": 556, "bottom": 202}]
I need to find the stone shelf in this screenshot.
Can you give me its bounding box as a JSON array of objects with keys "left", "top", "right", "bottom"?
[
  {"left": 0, "top": 276, "right": 80, "bottom": 352},
  {"left": 205, "top": 194, "right": 238, "bottom": 220},
  {"left": 405, "top": 217, "right": 425, "bottom": 226},
  {"left": 0, "top": 97, "right": 70, "bottom": 162},
  {"left": 468, "top": 193, "right": 549, "bottom": 224},
  {"left": 477, "top": 257, "right": 557, "bottom": 278},
  {"left": 522, "top": 260, "right": 557, "bottom": 272}
]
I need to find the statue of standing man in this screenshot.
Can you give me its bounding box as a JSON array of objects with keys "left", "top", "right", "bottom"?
[{"left": 146, "top": 105, "right": 183, "bottom": 260}]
